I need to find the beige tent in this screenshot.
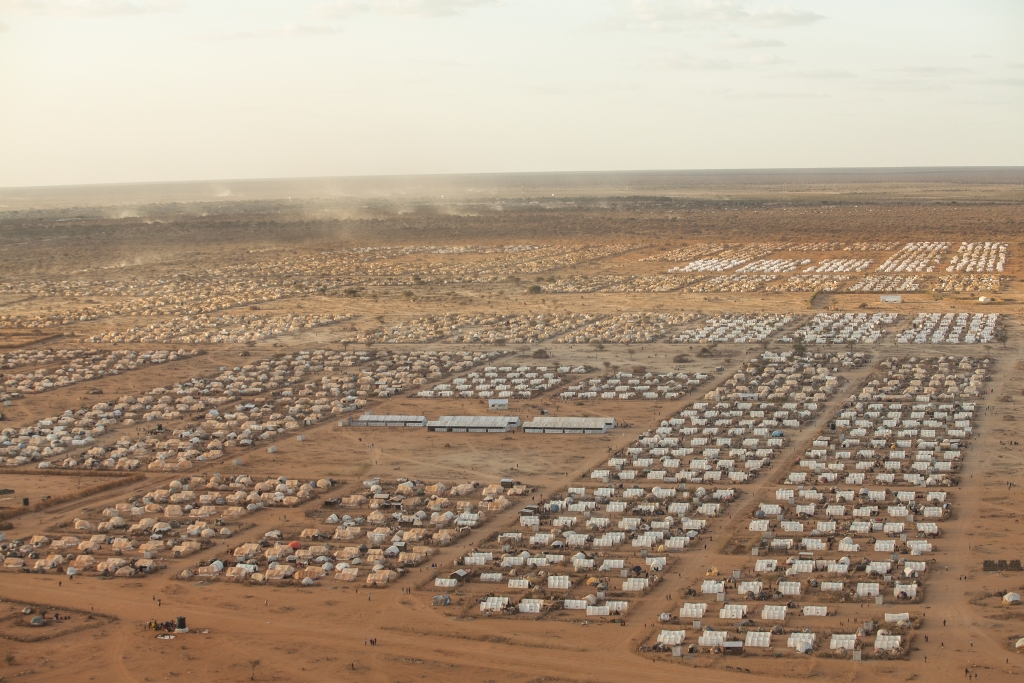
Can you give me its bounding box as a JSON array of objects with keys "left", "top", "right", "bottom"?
[{"left": 334, "top": 568, "right": 359, "bottom": 582}]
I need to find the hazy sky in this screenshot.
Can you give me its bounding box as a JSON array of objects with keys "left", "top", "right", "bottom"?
[{"left": 0, "top": 0, "right": 1021, "bottom": 187}]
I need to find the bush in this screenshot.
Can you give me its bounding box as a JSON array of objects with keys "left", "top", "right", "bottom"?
[
  {"left": 673, "top": 354, "right": 691, "bottom": 364},
  {"left": 532, "top": 349, "right": 550, "bottom": 359},
  {"left": 527, "top": 285, "right": 542, "bottom": 294}
]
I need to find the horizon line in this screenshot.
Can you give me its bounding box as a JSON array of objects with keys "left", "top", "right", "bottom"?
[{"left": 3, "top": 165, "right": 1024, "bottom": 193}]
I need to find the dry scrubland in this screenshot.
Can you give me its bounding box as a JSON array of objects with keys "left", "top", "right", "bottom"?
[{"left": 0, "top": 169, "right": 1023, "bottom": 682}]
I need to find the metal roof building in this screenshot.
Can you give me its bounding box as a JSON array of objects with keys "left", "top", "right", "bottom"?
[
  {"left": 522, "top": 417, "right": 616, "bottom": 434},
  {"left": 348, "top": 414, "right": 427, "bottom": 428},
  {"left": 426, "top": 416, "right": 522, "bottom": 432}
]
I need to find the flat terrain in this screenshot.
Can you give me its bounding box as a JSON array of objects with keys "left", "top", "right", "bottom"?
[{"left": 1, "top": 169, "right": 1023, "bottom": 682}]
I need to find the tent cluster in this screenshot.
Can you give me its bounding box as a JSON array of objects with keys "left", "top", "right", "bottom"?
[
  {"left": 934, "top": 274, "right": 1001, "bottom": 293},
  {"left": 598, "top": 274, "right": 695, "bottom": 293},
  {"left": 947, "top": 242, "right": 1006, "bottom": 273},
  {"left": 532, "top": 274, "right": 694, "bottom": 294},
  {"left": 332, "top": 348, "right": 510, "bottom": 399},
  {"left": 681, "top": 274, "right": 780, "bottom": 293},
  {"left": 87, "top": 473, "right": 324, "bottom": 528},
  {"left": 3, "top": 347, "right": 509, "bottom": 471},
  {"left": 184, "top": 478, "right": 527, "bottom": 587},
  {"left": 847, "top": 275, "right": 920, "bottom": 293},
  {"left": 341, "top": 476, "right": 524, "bottom": 532},
  {"left": 642, "top": 244, "right": 730, "bottom": 262},
  {"left": 1, "top": 348, "right": 197, "bottom": 403},
  {"left": 559, "top": 370, "right": 708, "bottom": 401},
  {"left": 645, "top": 241, "right": 899, "bottom": 264},
  {"left": 671, "top": 257, "right": 753, "bottom": 273},
  {"left": 536, "top": 275, "right": 630, "bottom": 293},
  {"left": 418, "top": 365, "right": 580, "bottom": 400},
  {"left": 876, "top": 242, "right": 948, "bottom": 273},
  {"left": 433, "top": 391, "right": 810, "bottom": 616},
  {"left": 85, "top": 313, "right": 349, "bottom": 345},
  {"left": 3, "top": 475, "right": 330, "bottom": 580},
  {"left": 520, "top": 483, "right": 719, "bottom": 551},
  {"left": 736, "top": 259, "right": 811, "bottom": 274},
  {"left": 669, "top": 244, "right": 777, "bottom": 273},
  {"left": 725, "top": 356, "right": 983, "bottom": 634},
  {"left": 451, "top": 312, "right": 602, "bottom": 346},
  {"left": 434, "top": 536, "right": 650, "bottom": 619},
  {"left": 1, "top": 397, "right": 138, "bottom": 466},
  {"left": 0, "top": 308, "right": 103, "bottom": 329},
  {"left": 897, "top": 313, "right": 999, "bottom": 344},
  {"left": 184, "top": 526, "right": 427, "bottom": 586},
  {"left": 0, "top": 534, "right": 162, "bottom": 578},
  {"left": 639, "top": 350, "right": 855, "bottom": 485},
  {"left": 1, "top": 274, "right": 317, "bottom": 317},
  {"left": 555, "top": 312, "right": 698, "bottom": 345},
  {"left": 313, "top": 242, "right": 639, "bottom": 286},
  {"left": 803, "top": 258, "right": 874, "bottom": 273},
  {"left": 790, "top": 313, "right": 899, "bottom": 345},
  {"left": 470, "top": 593, "right": 629, "bottom": 617},
  {"left": 343, "top": 313, "right": 488, "bottom": 345},
  {"left": 650, "top": 608, "right": 910, "bottom": 657},
  {"left": 764, "top": 275, "right": 852, "bottom": 293},
  {"left": 670, "top": 314, "right": 792, "bottom": 344},
  {"left": 346, "top": 312, "right": 605, "bottom": 346}
]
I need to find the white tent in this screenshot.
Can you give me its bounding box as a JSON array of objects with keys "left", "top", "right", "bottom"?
[
  {"left": 787, "top": 632, "right": 816, "bottom": 653},
  {"left": 518, "top": 598, "right": 544, "bottom": 613},
  {"left": 623, "top": 577, "right": 649, "bottom": 591},
  {"left": 680, "top": 603, "right": 707, "bottom": 618},
  {"left": 719, "top": 604, "right": 747, "bottom": 619},
  {"left": 548, "top": 575, "right": 571, "bottom": 590},
  {"left": 874, "top": 634, "right": 902, "bottom": 652},
  {"left": 744, "top": 631, "right": 772, "bottom": 648},
  {"left": 894, "top": 583, "right": 917, "bottom": 599},
  {"left": 830, "top": 634, "right": 857, "bottom": 650},
  {"left": 698, "top": 631, "right": 728, "bottom": 647},
  {"left": 480, "top": 596, "right": 509, "bottom": 612},
  {"left": 657, "top": 630, "right": 687, "bottom": 646}
]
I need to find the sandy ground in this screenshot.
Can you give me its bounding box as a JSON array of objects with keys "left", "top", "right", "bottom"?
[
  {"left": 2, "top": 330, "right": 1022, "bottom": 683},
  {"left": 1, "top": 177, "right": 1023, "bottom": 681}
]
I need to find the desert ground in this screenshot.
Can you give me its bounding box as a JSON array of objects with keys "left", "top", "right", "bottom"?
[{"left": 1, "top": 169, "right": 1024, "bottom": 682}]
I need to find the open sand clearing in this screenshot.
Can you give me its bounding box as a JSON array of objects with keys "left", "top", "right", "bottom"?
[{"left": 0, "top": 170, "right": 1023, "bottom": 682}]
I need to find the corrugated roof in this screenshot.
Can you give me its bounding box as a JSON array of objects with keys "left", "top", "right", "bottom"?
[
  {"left": 426, "top": 415, "right": 522, "bottom": 428},
  {"left": 355, "top": 414, "right": 426, "bottom": 423},
  {"left": 522, "top": 417, "right": 616, "bottom": 429}
]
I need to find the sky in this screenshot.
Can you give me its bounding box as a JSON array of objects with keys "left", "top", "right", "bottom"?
[{"left": 0, "top": 0, "right": 1021, "bottom": 187}]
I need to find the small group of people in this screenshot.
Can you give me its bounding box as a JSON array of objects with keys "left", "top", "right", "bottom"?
[
  {"left": 364, "top": 638, "right": 378, "bottom": 645},
  {"left": 40, "top": 611, "right": 70, "bottom": 621},
  {"left": 146, "top": 620, "right": 179, "bottom": 632}
]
